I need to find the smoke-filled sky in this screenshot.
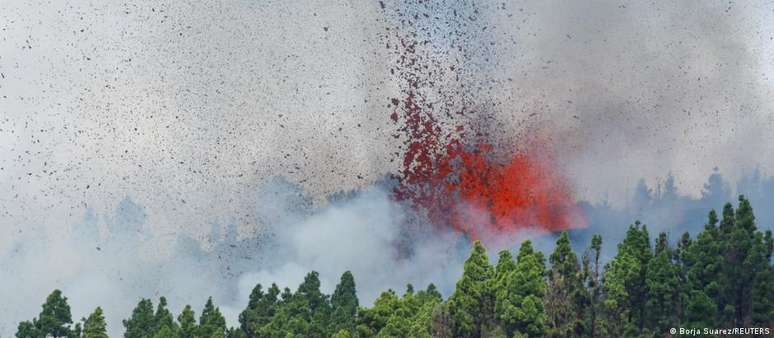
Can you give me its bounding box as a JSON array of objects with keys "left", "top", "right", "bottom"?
[{"left": 3, "top": 0, "right": 774, "bottom": 336}]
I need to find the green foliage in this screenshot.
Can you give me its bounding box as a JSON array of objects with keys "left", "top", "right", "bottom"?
[
  {"left": 447, "top": 241, "right": 495, "bottom": 338},
  {"left": 82, "top": 307, "right": 108, "bottom": 338},
  {"left": 259, "top": 271, "right": 331, "bottom": 337},
  {"left": 38, "top": 289, "right": 75, "bottom": 338},
  {"left": 582, "top": 235, "right": 603, "bottom": 338},
  {"left": 153, "top": 297, "right": 178, "bottom": 334},
  {"left": 123, "top": 298, "right": 155, "bottom": 338},
  {"left": 495, "top": 240, "right": 546, "bottom": 338},
  {"left": 16, "top": 289, "right": 76, "bottom": 338},
  {"left": 15, "top": 321, "right": 39, "bottom": 338},
  {"left": 601, "top": 249, "right": 638, "bottom": 337},
  {"left": 545, "top": 231, "right": 587, "bottom": 337},
  {"left": 199, "top": 297, "right": 227, "bottom": 338},
  {"left": 330, "top": 271, "right": 359, "bottom": 335},
  {"left": 239, "top": 283, "right": 280, "bottom": 336},
  {"left": 644, "top": 232, "right": 679, "bottom": 334},
  {"left": 178, "top": 305, "right": 198, "bottom": 338},
  {"left": 15, "top": 197, "right": 774, "bottom": 338}
]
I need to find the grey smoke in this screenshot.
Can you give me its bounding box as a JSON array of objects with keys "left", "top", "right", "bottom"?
[{"left": 3, "top": 0, "right": 774, "bottom": 337}]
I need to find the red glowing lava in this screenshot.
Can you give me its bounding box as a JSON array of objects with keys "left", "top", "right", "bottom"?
[
  {"left": 382, "top": 7, "right": 585, "bottom": 238},
  {"left": 391, "top": 94, "right": 586, "bottom": 239}
]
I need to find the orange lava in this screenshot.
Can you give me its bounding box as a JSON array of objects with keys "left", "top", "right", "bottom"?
[{"left": 392, "top": 95, "right": 586, "bottom": 239}]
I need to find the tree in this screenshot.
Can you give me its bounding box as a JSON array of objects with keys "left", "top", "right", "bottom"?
[
  {"left": 447, "top": 240, "right": 495, "bottom": 337},
  {"left": 683, "top": 210, "right": 722, "bottom": 327},
  {"left": 199, "top": 297, "right": 227, "bottom": 338},
  {"left": 494, "top": 250, "right": 516, "bottom": 283},
  {"left": 82, "top": 307, "right": 108, "bottom": 338},
  {"left": 429, "top": 303, "right": 454, "bottom": 338},
  {"left": 239, "top": 283, "right": 280, "bottom": 336},
  {"left": 17, "top": 290, "right": 77, "bottom": 338},
  {"left": 178, "top": 305, "right": 198, "bottom": 338},
  {"left": 496, "top": 240, "right": 546, "bottom": 337},
  {"left": 261, "top": 271, "right": 331, "bottom": 337},
  {"left": 37, "top": 289, "right": 75, "bottom": 338},
  {"left": 644, "top": 232, "right": 679, "bottom": 334},
  {"left": 750, "top": 227, "right": 774, "bottom": 327},
  {"left": 616, "top": 222, "right": 652, "bottom": 332},
  {"left": 600, "top": 251, "right": 638, "bottom": 337},
  {"left": 716, "top": 196, "right": 770, "bottom": 327},
  {"left": 582, "top": 235, "right": 603, "bottom": 338},
  {"left": 330, "top": 271, "right": 359, "bottom": 335},
  {"left": 15, "top": 320, "right": 39, "bottom": 338},
  {"left": 357, "top": 289, "right": 402, "bottom": 336},
  {"left": 123, "top": 298, "right": 155, "bottom": 338},
  {"left": 152, "top": 325, "right": 179, "bottom": 338},
  {"left": 544, "top": 232, "right": 586, "bottom": 337},
  {"left": 153, "top": 297, "right": 178, "bottom": 334}
]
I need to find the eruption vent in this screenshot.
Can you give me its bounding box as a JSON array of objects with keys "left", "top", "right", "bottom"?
[
  {"left": 391, "top": 94, "right": 586, "bottom": 239},
  {"left": 383, "top": 1, "right": 586, "bottom": 239}
]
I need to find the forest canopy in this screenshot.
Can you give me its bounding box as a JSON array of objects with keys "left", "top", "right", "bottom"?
[{"left": 15, "top": 196, "right": 774, "bottom": 338}]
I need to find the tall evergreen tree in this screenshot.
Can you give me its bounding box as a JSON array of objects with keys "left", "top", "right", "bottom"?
[
  {"left": 715, "top": 196, "right": 771, "bottom": 327},
  {"left": 36, "top": 289, "right": 75, "bottom": 338},
  {"left": 644, "top": 232, "right": 679, "bottom": 334},
  {"left": 124, "top": 298, "right": 155, "bottom": 338},
  {"left": 153, "top": 297, "right": 177, "bottom": 334},
  {"left": 16, "top": 320, "right": 39, "bottom": 338},
  {"left": 178, "top": 305, "right": 198, "bottom": 338},
  {"left": 544, "top": 231, "right": 586, "bottom": 337},
  {"left": 683, "top": 210, "right": 722, "bottom": 328},
  {"left": 616, "top": 221, "right": 652, "bottom": 333},
  {"left": 262, "top": 271, "right": 330, "bottom": 337},
  {"left": 82, "top": 307, "right": 108, "bottom": 338},
  {"left": 495, "top": 240, "right": 546, "bottom": 338},
  {"left": 447, "top": 241, "right": 495, "bottom": 338},
  {"left": 750, "top": 230, "right": 774, "bottom": 327},
  {"left": 582, "top": 235, "right": 603, "bottom": 338},
  {"left": 495, "top": 250, "right": 516, "bottom": 282},
  {"left": 330, "top": 271, "right": 358, "bottom": 335},
  {"left": 239, "top": 283, "right": 280, "bottom": 336},
  {"left": 600, "top": 250, "right": 638, "bottom": 337},
  {"left": 198, "top": 297, "right": 227, "bottom": 338}
]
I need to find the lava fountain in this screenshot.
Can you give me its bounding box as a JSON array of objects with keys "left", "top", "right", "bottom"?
[{"left": 383, "top": 2, "right": 586, "bottom": 240}]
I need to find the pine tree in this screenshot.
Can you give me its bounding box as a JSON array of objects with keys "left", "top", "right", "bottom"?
[
  {"left": 82, "top": 307, "right": 109, "bottom": 338},
  {"left": 357, "top": 289, "right": 401, "bottom": 336},
  {"left": 544, "top": 232, "right": 586, "bottom": 337},
  {"left": 198, "top": 297, "right": 227, "bottom": 338},
  {"left": 716, "top": 196, "right": 768, "bottom": 327},
  {"left": 644, "top": 232, "right": 679, "bottom": 334},
  {"left": 15, "top": 320, "right": 39, "bottom": 338},
  {"left": 262, "top": 271, "right": 331, "bottom": 337},
  {"left": 330, "top": 271, "right": 358, "bottom": 335},
  {"left": 582, "top": 235, "right": 603, "bottom": 338},
  {"left": 152, "top": 325, "right": 179, "bottom": 338},
  {"left": 495, "top": 240, "right": 546, "bottom": 338},
  {"left": 239, "top": 283, "right": 280, "bottom": 336},
  {"left": 447, "top": 241, "right": 495, "bottom": 337},
  {"left": 153, "top": 297, "right": 177, "bottom": 334},
  {"left": 600, "top": 250, "right": 638, "bottom": 337},
  {"left": 683, "top": 210, "right": 722, "bottom": 328},
  {"left": 494, "top": 250, "right": 516, "bottom": 283},
  {"left": 749, "top": 226, "right": 774, "bottom": 327},
  {"left": 616, "top": 222, "right": 652, "bottom": 333},
  {"left": 178, "top": 305, "right": 198, "bottom": 338},
  {"left": 429, "top": 303, "right": 454, "bottom": 338},
  {"left": 124, "top": 298, "right": 155, "bottom": 338},
  {"left": 35, "top": 289, "right": 75, "bottom": 338}
]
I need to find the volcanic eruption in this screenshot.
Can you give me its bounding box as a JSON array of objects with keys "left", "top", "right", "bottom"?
[{"left": 382, "top": 1, "right": 586, "bottom": 240}]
